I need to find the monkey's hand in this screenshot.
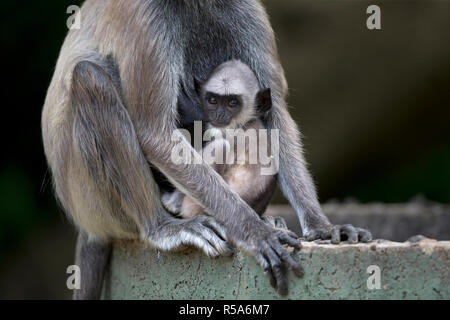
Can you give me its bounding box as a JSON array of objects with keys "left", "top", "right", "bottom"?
[
  {"left": 148, "top": 215, "right": 234, "bottom": 258},
  {"left": 240, "top": 219, "right": 303, "bottom": 296},
  {"left": 304, "top": 223, "right": 372, "bottom": 244},
  {"left": 263, "top": 215, "right": 300, "bottom": 239}
]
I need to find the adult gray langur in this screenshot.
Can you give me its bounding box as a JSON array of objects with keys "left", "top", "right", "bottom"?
[{"left": 42, "top": 0, "right": 372, "bottom": 299}]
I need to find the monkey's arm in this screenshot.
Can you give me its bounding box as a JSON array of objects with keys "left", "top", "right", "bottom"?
[
  {"left": 162, "top": 138, "right": 229, "bottom": 217},
  {"left": 239, "top": 0, "right": 372, "bottom": 243},
  {"left": 270, "top": 104, "right": 372, "bottom": 243}
]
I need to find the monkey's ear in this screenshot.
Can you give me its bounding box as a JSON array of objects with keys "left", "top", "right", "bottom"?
[{"left": 256, "top": 88, "right": 272, "bottom": 113}]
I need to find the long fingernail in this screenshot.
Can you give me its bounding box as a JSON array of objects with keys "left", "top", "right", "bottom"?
[{"left": 278, "top": 286, "right": 288, "bottom": 296}]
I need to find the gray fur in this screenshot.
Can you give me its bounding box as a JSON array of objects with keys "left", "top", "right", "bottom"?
[
  {"left": 42, "top": 0, "right": 371, "bottom": 298},
  {"left": 164, "top": 60, "right": 277, "bottom": 218},
  {"left": 74, "top": 232, "right": 111, "bottom": 300}
]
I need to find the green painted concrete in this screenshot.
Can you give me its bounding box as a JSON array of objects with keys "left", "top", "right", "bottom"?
[{"left": 102, "top": 239, "right": 449, "bottom": 300}]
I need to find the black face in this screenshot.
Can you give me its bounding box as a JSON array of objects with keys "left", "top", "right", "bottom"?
[{"left": 202, "top": 92, "right": 243, "bottom": 127}]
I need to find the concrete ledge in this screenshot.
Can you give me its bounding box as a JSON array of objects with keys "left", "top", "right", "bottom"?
[
  {"left": 103, "top": 239, "right": 449, "bottom": 300},
  {"left": 266, "top": 202, "right": 450, "bottom": 241}
]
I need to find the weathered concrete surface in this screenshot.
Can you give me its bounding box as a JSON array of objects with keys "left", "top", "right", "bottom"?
[
  {"left": 102, "top": 239, "right": 449, "bottom": 300},
  {"left": 266, "top": 202, "right": 450, "bottom": 241}
]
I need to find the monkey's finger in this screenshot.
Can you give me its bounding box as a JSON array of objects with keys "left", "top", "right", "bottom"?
[
  {"left": 187, "top": 222, "right": 230, "bottom": 257},
  {"left": 210, "top": 241, "right": 234, "bottom": 257},
  {"left": 331, "top": 226, "right": 341, "bottom": 244},
  {"left": 273, "top": 265, "right": 288, "bottom": 296},
  {"left": 271, "top": 243, "right": 304, "bottom": 277},
  {"left": 281, "top": 229, "right": 300, "bottom": 240},
  {"left": 273, "top": 216, "right": 288, "bottom": 230},
  {"left": 199, "top": 227, "right": 234, "bottom": 257},
  {"left": 356, "top": 228, "right": 373, "bottom": 243},
  {"left": 256, "top": 253, "right": 276, "bottom": 289},
  {"left": 306, "top": 230, "right": 321, "bottom": 241},
  {"left": 186, "top": 229, "right": 222, "bottom": 258},
  {"left": 278, "top": 232, "right": 302, "bottom": 250},
  {"left": 341, "top": 224, "right": 358, "bottom": 244},
  {"left": 201, "top": 217, "right": 228, "bottom": 242},
  {"left": 264, "top": 244, "right": 288, "bottom": 295}
]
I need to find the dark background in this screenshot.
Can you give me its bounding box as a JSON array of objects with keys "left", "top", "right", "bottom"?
[{"left": 0, "top": 0, "right": 449, "bottom": 299}]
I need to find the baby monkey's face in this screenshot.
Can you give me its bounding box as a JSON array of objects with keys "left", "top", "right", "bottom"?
[
  {"left": 202, "top": 92, "right": 243, "bottom": 128},
  {"left": 196, "top": 60, "right": 272, "bottom": 129}
]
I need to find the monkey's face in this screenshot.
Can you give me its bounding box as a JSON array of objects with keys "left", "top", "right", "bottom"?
[{"left": 202, "top": 92, "right": 243, "bottom": 128}]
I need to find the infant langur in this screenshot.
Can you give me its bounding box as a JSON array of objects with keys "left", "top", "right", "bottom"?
[{"left": 163, "top": 60, "right": 279, "bottom": 219}]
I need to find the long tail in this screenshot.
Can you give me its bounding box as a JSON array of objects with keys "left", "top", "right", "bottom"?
[{"left": 73, "top": 232, "right": 112, "bottom": 300}]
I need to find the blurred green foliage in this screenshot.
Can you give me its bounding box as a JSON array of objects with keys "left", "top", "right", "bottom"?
[
  {"left": 352, "top": 141, "right": 450, "bottom": 203},
  {"left": 0, "top": 168, "right": 38, "bottom": 260},
  {"left": 0, "top": 0, "right": 82, "bottom": 261}
]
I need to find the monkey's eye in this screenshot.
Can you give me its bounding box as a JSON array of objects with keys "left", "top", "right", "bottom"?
[
  {"left": 208, "top": 97, "right": 218, "bottom": 105},
  {"left": 228, "top": 99, "right": 238, "bottom": 107}
]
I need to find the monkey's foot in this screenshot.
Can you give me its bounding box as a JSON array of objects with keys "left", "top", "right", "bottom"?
[
  {"left": 148, "top": 215, "right": 234, "bottom": 258},
  {"left": 161, "top": 191, "right": 184, "bottom": 214},
  {"left": 263, "top": 215, "right": 299, "bottom": 240},
  {"left": 304, "top": 224, "right": 372, "bottom": 244},
  {"left": 263, "top": 215, "right": 288, "bottom": 229}
]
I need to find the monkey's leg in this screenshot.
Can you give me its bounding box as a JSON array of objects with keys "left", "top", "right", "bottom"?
[
  {"left": 73, "top": 232, "right": 111, "bottom": 300},
  {"left": 179, "top": 196, "right": 206, "bottom": 219},
  {"left": 162, "top": 189, "right": 207, "bottom": 218},
  {"left": 161, "top": 190, "right": 185, "bottom": 214},
  {"left": 68, "top": 61, "right": 233, "bottom": 259}
]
